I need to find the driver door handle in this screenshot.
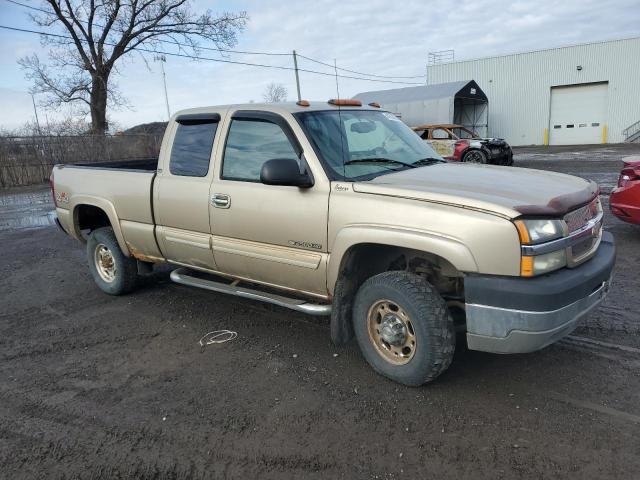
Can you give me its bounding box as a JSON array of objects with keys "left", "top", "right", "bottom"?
[{"left": 211, "top": 193, "right": 230, "bottom": 209}]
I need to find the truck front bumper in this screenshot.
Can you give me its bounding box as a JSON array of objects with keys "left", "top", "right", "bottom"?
[{"left": 464, "top": 231, "right": 616, "bottom": 354}]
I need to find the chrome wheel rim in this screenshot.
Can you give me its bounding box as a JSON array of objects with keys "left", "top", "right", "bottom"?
[
  {"left": 367, "top": 299, "right": 416, "bottom": 365},
  {"left": 94, "top": 243, "right": 116, "bottom": 283}
]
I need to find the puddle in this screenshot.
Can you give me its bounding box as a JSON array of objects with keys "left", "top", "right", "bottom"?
[{"left": 0, "top": 186, "right": 57, "bottom": 231}]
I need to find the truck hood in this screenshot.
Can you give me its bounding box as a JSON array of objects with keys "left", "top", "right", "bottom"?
[{"left": 352, "top": 163, "right": 598, "bottom": 218}]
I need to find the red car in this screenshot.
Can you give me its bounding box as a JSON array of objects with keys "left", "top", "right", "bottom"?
[{"left": 610, "top": 160, "right": 640, "bottom": 224}]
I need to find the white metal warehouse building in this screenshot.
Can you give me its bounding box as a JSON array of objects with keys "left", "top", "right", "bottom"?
[
  {"left": 357, "top": 37, "right": 640, "bottom": 146},
  {"left": 425, "top": 37, "right": 640, "bottom": 146}
]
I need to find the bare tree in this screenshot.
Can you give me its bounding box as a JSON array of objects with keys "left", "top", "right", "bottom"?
[
  {"left": 19, "top": 1, "right": 248, "bottom": 134},
  {"left": 262, "top": 82, "right": 287, "bottom": 103}
]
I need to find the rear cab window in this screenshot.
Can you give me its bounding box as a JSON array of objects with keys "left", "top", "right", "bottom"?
[{"left": 169, "top": 114, "right": 220, "bottom": 177}]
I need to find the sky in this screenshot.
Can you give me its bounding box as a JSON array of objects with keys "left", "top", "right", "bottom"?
[{"left": 0, "top": 0, "right": 639, "bottom": 131}]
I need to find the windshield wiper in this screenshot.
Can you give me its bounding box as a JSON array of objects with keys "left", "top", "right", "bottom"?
[
  {"left": 412, "top": 157, "right": 445, "bottom": 166},
  {"left": 344, "top": 157, "right": 416, "bottom": 169}
]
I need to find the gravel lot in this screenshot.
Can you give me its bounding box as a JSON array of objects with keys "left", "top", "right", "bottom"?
[{"left": 1, "top": 144, "right": 639, "bottom": 479}]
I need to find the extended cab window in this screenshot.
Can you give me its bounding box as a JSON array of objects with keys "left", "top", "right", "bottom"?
[
  {"left": 222, "top": 119, "right": 299, "bottom": 182},
  {"left": 169, "top": 120, "right": 218, "bottom": 177}
]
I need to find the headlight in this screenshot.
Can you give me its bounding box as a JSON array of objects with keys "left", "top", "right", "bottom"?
[
  {"left": 514, "top": 219, "right": 564, "bottom": 244},
  {"left": 514, "top": 219, "right": 567, "bottom": 276}
]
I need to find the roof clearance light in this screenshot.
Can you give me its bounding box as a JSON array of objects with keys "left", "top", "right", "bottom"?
[
  {"left": 296, "top": 100, "right": 310, "bottom": 107},
  {"left": 368, "top": 102, "right": 381, "bottom": 108},
  {"left": 328, "top": 99, "right": 362, "bottom": 107}
]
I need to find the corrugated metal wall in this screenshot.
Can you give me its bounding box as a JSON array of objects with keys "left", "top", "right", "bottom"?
[
  {"left": 426, "top": 37, "right": 640, "bottom": 145},
  {"left": 383, "top": 98, "right": 454, "bottom": 126}
]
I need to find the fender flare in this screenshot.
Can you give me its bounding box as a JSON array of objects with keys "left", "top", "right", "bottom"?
[
  {"left": 69, "top": 195, "right": 130, "bottom": 256},
  {"left": 327, "top": 225, "right": 478, "bottom": 295}
]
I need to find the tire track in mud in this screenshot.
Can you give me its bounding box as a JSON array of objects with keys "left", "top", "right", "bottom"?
[
  {"left": 548, "top": 392, "right": 640, "bottom": 425},
  {"left": 557, "top": 335, "right": 640, "bottom": 369},
  {"left": 0, "top": 384, "right": 336, "bottom": 479}
]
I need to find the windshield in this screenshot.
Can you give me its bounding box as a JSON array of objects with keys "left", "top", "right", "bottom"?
[{"left": 295, "top": 110, "right": 444, "bottom": 180}]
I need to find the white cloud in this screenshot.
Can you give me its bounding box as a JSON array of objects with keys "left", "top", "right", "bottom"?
[{"left": 0, "top": 0, "right": 639, "bottom": 129}]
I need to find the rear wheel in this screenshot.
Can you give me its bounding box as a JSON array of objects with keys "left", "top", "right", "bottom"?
[
  {"left": 353, "top": 271, "right": 456, "bottom": 386},
  {"left": 87, "top": 227, "right": 138, "bottom": 295},
  {"left": 462, "top": 149, "right": 487, "bottom": 164}
]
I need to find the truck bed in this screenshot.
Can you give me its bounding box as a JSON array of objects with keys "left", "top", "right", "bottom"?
[
  {"left": 53, "top": 160, "right": 157, "bottom": 228},
  {"left": 74, "top": 158, "right": 158, "bottom": 171}
]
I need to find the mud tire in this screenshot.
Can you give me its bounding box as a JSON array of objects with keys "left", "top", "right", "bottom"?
[{"left": 353, "top": 271, "right": 456, "bottom": 386}]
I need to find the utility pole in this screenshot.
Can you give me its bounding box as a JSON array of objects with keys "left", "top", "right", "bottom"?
[
  {"left": 30, "top": 93, "right": 47, "bottom": 159},
  {"left": 154, "top": 55, "right": 171, "bottom": 120},
  {"left": 292, "top": 50, "right": 301, "bottom": 102},
  {"left": 30, "top": 93, "right": 43, "bottom": 135}
]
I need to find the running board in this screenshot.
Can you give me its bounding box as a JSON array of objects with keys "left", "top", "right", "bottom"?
[{"left": 170, "top": 267, "right": 332, "bottom": 316}]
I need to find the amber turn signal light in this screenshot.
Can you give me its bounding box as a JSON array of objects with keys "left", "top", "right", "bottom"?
[
  {"left": 513, "top": 220, "right": 530, "bottom": 244},
  {"left": 520, "top": 256, "right": 534, "bottom": 277},
  {"left": 328, "top": 99, "right": 362, "bottom": 107}
]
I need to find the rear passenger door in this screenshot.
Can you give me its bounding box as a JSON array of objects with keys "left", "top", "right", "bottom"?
[
  {"left": 209, "top": 110, "right": 329, "bottom": 296},
  {"left": 154, "top": 112, "right": 222, "bottom": 270}
]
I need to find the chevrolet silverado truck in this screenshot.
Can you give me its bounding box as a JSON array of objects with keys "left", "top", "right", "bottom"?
[{"left": 51, "top": 99, "right": 615, "bottom": 386}]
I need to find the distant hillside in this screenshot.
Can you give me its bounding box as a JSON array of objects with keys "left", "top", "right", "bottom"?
[{"left": 123, "top": 122, "right": 168, "bottom": 136}]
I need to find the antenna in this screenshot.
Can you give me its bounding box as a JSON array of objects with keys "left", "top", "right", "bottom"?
[{"left": 334, "top": 59, "right": 340, "bottom": 98}]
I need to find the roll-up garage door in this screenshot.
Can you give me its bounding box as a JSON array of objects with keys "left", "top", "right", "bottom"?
[{"left": 549, "top": 82, "right": 608, "bottom": 145}]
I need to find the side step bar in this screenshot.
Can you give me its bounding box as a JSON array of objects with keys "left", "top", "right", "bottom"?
[{"left": 170, "top": 267, "right": 332, "bottom": 316}]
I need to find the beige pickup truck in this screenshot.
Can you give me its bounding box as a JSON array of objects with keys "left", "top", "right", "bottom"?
[{"left": 51, "top": 100, "right": 615, "bottom": 386}]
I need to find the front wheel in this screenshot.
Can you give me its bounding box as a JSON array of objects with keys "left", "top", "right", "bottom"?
[
  {"left": 353, "top": 271, "right": 455, "bottom": 386},
  {"left": 87, "top": 227, "right": 138, "bottom": 295},
  {"left": 462, "top": 149, "right": 487, "bottom": 164}
]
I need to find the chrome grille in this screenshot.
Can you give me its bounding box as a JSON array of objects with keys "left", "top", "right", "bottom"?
[
  {"left": 564, "top": 197, "right": 602, "bottom": 266},
  {"left": 564, "top": 198, "right": 599, "bottom": 233}
]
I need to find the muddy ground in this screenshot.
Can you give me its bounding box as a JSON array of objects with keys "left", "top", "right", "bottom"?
[{"left": 1, "top": 144, "right": 639, "bottom": 479}]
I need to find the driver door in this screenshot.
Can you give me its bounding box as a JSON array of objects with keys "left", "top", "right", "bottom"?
[{"left": 208, "top": 110, "right": 330, "bottom": 297}]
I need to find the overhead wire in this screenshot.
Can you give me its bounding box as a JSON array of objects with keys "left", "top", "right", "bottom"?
[
  {"left": 296, "top": 53, "right": 426, "bottom": 80},
  {"left": 0, "top": 24, "right": 425, "bottom": 85},
  {"left": 2, "top": 0, "right": 426, "bottom": 83},
  {"left": 2, "top": 0, "right": 291, "bottom": 56}
]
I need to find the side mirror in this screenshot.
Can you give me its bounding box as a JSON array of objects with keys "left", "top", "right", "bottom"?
[{"left": 260, "top": 158, "right": 313, "bottom": 188}]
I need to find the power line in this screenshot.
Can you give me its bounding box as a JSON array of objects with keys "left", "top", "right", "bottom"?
[
  {"left": 2, "top": 0, "right": 291, "bottom": 56},
  {"left": 0, "top": 24, "right": 425, "bottom": 85},
  {"left": 297, "top": 53, "right": 426, "bottom": 80},
  {"left": 3, "top": 0, "right": 426, "bottom": 81}
]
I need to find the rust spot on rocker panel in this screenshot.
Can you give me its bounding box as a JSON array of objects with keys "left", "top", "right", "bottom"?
[{"left": 126, "top": 242, "right": 164, "bottom": 263}]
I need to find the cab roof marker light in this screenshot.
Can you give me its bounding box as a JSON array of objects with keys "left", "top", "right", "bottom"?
[
  {"left": 296, "top": 100, "right": 310, "bottom": 107},
  {"left": 328, "top": 99, "right": 362, "bottom": 107},
  {"left": 368, "top": 102, "right": 381, "bottom": 108}
]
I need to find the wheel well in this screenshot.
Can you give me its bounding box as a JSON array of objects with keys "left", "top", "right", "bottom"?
[
  {"left": 330, "top": 243, "right": 464, "bottom": 345},
  {"left": 74, "top": 204, "right": 111, "bottom": 239}
]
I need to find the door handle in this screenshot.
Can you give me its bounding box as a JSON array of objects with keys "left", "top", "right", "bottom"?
[{"left": 211, "top": 193, "right": 230, "bottom": 209}]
